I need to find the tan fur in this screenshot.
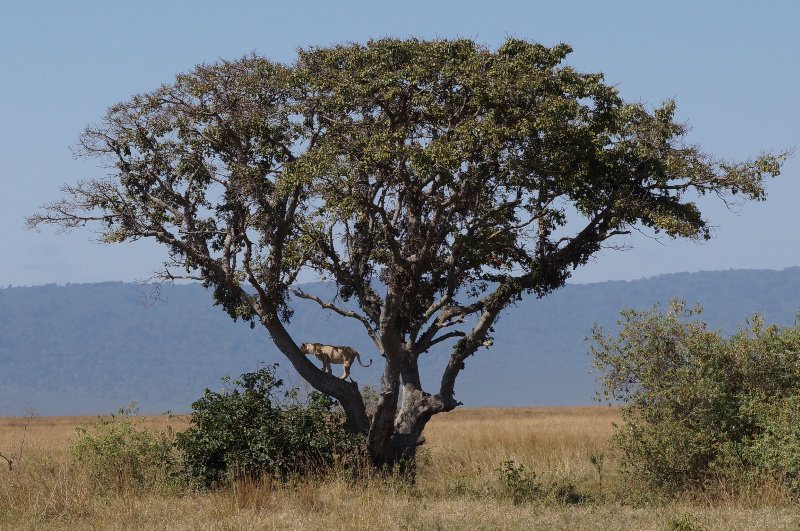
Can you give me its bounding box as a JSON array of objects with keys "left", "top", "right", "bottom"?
[{"left": 301, "top": 342, "right": 372, "bottom": 379}]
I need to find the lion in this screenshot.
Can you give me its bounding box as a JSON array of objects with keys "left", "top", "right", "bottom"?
[{"left": 300, "top": 342, "right": 373, "bottom": 380}]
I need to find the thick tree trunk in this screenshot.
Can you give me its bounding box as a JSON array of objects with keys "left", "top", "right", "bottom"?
[
  {"left": 367, "top": 360, "right": 401, "bottom": 465},
  {"left": 384, "top": 388, "right": 436, "bottom": 464},
  {"left": 367, "top": 356, "right": 450, "bottom": 468}
]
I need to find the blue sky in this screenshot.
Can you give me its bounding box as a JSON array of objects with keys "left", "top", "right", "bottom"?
[{"left": 2, "top": 1, "right": 798, "bottom": 286}]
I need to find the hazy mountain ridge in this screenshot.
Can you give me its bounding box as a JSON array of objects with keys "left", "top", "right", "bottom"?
[{"left": 1, "top": 267, "right": 799, "bottom": 416}]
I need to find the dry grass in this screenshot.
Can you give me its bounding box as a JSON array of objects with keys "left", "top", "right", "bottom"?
[
  {"left": 419, "top": 407, "right": 618, "bottom": 493},
  {"left": 0, "top": 407, "right": 797, "bottom": 530}
]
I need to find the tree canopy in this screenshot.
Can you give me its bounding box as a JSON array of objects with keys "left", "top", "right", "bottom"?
[{"left": 29, "top": 38, "right": 786, "bottom": 465}]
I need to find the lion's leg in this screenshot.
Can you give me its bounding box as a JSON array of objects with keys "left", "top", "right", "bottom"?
[
  {"left": 340, "top": 360, "right": 351, "bottom": 380},
  {"left": 323, "top": 360, "right": 332, "bottom": 373}
]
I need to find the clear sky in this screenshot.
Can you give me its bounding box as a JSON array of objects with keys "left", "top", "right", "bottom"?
[{"left": 2, "top": 1, "right": 798, "bottom": 286}]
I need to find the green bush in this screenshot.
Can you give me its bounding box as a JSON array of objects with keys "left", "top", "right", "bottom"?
[
  {"left": 741, "top": 394, "right": 800, "bottom": 492},
  {"left": 666, "top": 513, "right": 708, "bottom": 531},
  {"left": 495, "top": 459, "right": 585, "bottom": 505},
  {"left": 72, "top": 403, "right": 175, "bottom": 493},
  {"left": 496, "top": 459, "right": 541, "bottom": 504},
  {"left": 175, "top": 364, "right": 364, "bottom": 488},
  {"left": 592, "top": 300, "right": 800, "bottom": 496}
]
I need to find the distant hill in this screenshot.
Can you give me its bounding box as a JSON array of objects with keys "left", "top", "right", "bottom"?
[{"left": 1, "top": 268, "right": 799, "bottom": 416}]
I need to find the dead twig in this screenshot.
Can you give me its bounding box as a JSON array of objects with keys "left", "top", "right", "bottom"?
[
  {"left": 0, "top": 452, "right": 12, "bottom": 471},
  {"left": 0, "top": 409, "right": 36, "bottom": 472},
  {"left": 17, "top": 410, "right": 34, "bottom": 467}
]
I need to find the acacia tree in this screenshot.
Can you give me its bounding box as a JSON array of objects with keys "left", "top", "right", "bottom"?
[{"left": 29, "top": 39, "right": 784, "bottom": 466}]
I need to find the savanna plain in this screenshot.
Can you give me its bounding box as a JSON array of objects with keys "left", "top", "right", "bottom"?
[{"left": 1, "top": 407, "right": 797, "bottom": 530}]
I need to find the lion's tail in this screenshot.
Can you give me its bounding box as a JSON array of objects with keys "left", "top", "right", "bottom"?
[{"left": 356, "top": 352, "right": 373, "bottom": 367}]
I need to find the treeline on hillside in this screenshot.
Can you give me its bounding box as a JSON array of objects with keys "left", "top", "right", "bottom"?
[{"left": 0, "top": 267, "right": 799, "bottom": 415}]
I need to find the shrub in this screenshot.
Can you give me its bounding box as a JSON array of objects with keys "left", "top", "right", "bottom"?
[
  {"left": 175, "top": 364, "right": 364, "bottom": 488},
  {"left": 496, "top": 459, "right": 541, "bottom": 505},
  {"left": 360, "top": 384, "right": 380, "bottom": 419},
  {"left": 666, "top": 513, "right": 708, "bottom": 531},
  {"left": 495, "top": 459, "right": 585, "bottom": 505},
  {"left": 592, "top": 300, "right": 800, "bottom": 496},
  {"left": 72, "top": 403, "right": 175, "bottom": 493},
  {"left": 741, "top": 394, "right": 800, "bottom": 492}
]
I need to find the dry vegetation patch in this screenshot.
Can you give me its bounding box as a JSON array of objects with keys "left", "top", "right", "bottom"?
[{"left": 0, "top": 408, "right": 797, "bottom": 530}]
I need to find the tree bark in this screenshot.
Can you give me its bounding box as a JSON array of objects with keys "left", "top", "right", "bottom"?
[
  {"left": 384, "top": 387, "right": 438, "bottom": 464},
  {"left": 366, "top": 353, "right": 450, "bottom": 468},
  {"left": 367, "top": 360, "right": 401, "bottom": 465}
]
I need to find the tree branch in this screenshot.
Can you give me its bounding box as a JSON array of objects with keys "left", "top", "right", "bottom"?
[{"left": 292, "top": 288, "right": 382, "bottom": 351}]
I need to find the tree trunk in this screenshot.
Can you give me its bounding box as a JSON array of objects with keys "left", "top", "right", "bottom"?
[
  {"left": 367, "top": 356, "right": 447, "bottom": 469},
  {"left": 384, "top": 387, "right": 436, "bottom": 465},
  {"left": 367, "top": 360, "right": 401, "bottom": 465}
]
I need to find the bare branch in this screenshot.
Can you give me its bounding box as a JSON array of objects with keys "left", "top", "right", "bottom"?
[
  {"left": 419, "top": 330, "right": 466, "bottom": 352},
  {"left": 292, "top": 288, "right": 381, "bottom": 351}
]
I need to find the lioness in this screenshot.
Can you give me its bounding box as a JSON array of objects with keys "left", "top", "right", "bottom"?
[{"left": 300, "top": 342, "right": 373, "bottom": 380}]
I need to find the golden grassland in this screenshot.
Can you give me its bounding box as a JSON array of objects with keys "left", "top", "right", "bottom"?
[{"left": 0, "top": 407, "right": 798, "bottom": 530}]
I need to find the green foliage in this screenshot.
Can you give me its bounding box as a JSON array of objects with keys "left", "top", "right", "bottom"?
[
  {"left": 588, "top": 451, "right": 606, "bottom": 493},
  {"left": 592, "top": 300, "right": 800, "bottom": 496},
  {"left": 495, "top": 459, "right": 585, "bottom": 505},
  {"left": 666, "top": 513, "right": 708, "bottom": 531},
  {"left": 360, "top": 384, "right": 380, "bottom": 418},
  {"left": 175, "top": 365, "right": 364, "bottom": 487},
  {"left": 496, "top": 460, "right": 541, "bottom": 505},
  {"left": 72, "top": 403, "right": 175, "bottom": 493},
  {"left": 741, "top": 394, "right": 800, "bottom": 492}
]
